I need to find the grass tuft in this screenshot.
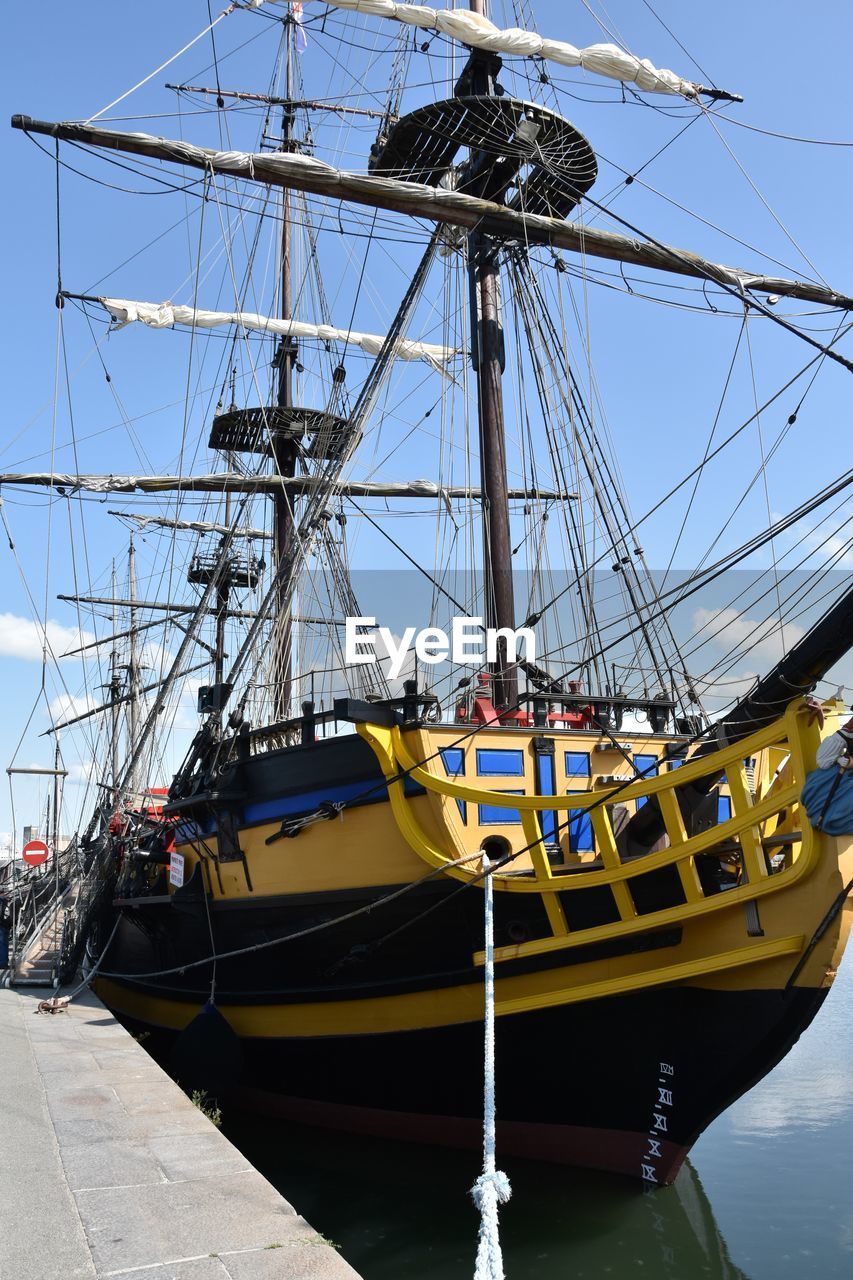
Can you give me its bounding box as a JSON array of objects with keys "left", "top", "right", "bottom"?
[{"left": 190, "top": 1089, "right": 222, "bottom": 1127}]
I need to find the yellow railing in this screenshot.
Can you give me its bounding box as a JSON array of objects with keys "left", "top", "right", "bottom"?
[{"left": 358, "top": 699, "right": 825, "bottom": 963}]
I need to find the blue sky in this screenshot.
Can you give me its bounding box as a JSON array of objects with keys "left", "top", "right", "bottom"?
[{"left": 1, "top": 1, "right": 851, "bottom": 842}]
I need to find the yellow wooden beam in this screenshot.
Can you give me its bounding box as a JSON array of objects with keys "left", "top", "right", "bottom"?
[
  {"left": 520, "top": 810, "right": 569, "bottom": 936},
  {"left": 495, "top": 934, "right": 805, "bottom": 1017}
]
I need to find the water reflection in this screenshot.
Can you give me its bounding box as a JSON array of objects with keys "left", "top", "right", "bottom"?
[
  {"left": 691, "top": 961, "right": 853, "bottom": 1279},
  {"left": 223, "top": 1112, "right": 747, "bottom": 1279},
  {"left": 727, "top": 983, "right": 853, "bottom": 1136}
]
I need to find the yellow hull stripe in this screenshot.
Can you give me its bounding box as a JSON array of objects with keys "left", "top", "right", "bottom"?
[
  {"left": 95, "top": 933, "right": 802, "bottom": 1039},
  {"left": 495, "top": 934, "right": 804, "bottom": 1017}
]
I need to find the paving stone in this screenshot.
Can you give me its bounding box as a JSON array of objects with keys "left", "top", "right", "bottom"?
[
  {"left": 42, "top": 1066, "right": 121, "bottom": 1093},
  {"left": 52, "top": 1113, "right": 137, "bottom": 1145},
  {"left": 38, "top": 1049, "right": 101, "bottom": 1078},
  {"left": 28, "top": 1033, "right": 87, "bottom": 1055},
  {"left": 222, "top": 1242, "right": 360, "bottom": 1279},
  {"left": 91, "top": 1045, "right": 156, "bottom": 1069},
  {"left": 97, "top": 1059, "right": 165, "bottom": 1085},
  {"left": 29, "top": 1021, "right": 82, "bottom": 1045},
  {"left": 111, "top": 1076, "right": 191, "bottom": 1115},
  {"left": 74, "top": 1169, "right": 313, "bottom": 1274},
  {"left": 60, "top": 1136, "right": 166, "bottom": 1192},
  {"left": 146, "top": 1131, "right": 254, "bottom": 1183},
  {"left": 122, "top": 1105, "right": 215, "bottom": 1139},
  {"left": 46, "top": 1083, "right": 123, "bottom": 1122},
  {"left": 108, "top": 1259, "right": 232, "bottom": 1280}
]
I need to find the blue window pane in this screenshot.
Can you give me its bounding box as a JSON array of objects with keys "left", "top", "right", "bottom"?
[
  {"left": 717, "top": 794, "right": 732, "bottom": 823},
  {"left": 476, "top": 748, "right": 525, "bottom": 776},
  {"left": 567, "top": 790, "right": 594, "bottom": 851},
  {"left": 536, "top": 752, "right": 558, "bottom": 842},
  {"left": 479, "top": 790, "right": 523, "bottom": 825},
  {"left": 439, "top": 749, "right": 466, "bottom": 820},
  {"left": 668, "top": 759, "right": 683, "bottom": 771},
  {"left": 633, "top": 754, "right": 658, "bottom": 810},
  {"left": 564, "top": 751, "right": 591, "bottom": 777}
]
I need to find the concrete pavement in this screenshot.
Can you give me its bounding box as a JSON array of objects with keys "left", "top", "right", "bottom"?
[{"left": 0, "top": 987, "right": 361, "bottom": 1280}]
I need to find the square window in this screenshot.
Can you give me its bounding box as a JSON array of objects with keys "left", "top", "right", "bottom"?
[
  {"left": 476, "top": 748, "right": 525, "bottom": 776},
  {"left": 479, "top": 790, "right": 524, "bottom": 825},
  {"left": 565, "top": 751, "right": 591, "bottom": 777}
]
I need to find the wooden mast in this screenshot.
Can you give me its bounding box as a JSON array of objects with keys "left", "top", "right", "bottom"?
[
  {"left": 214, "top": 480, "right": 231, "bottom": 693},
  {"left": 51, "top": 736, "right": 61, "bottom": 962},
  {"left": 271, "top": 24, "right": 297, "bottom": 722},
  {"left": 468, "top": 0, "right": 516, "bottom": 711},
  {"left": 109, "top": 561, "right": 120, "bottom": 795},
  {"left": 127, "top": 535, "right": 140, "bottom": 798}
]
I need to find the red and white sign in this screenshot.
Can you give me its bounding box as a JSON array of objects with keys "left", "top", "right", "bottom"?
[
  {"left": 22, "top": 838, "right": 49, "bottom": 867},
  {"left": 169, "top": 850, "right": 185, "bottom": 888}
]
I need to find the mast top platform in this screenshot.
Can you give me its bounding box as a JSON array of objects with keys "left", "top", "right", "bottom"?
[
  {"left": 209, "top": 406, "right": 349, "bottom": 459},
  {"left": 370, "top": 95, "right": 597, "bottom": 219},
  {"left": 187, "top": 551, "right": 261, "bottom": 589}
]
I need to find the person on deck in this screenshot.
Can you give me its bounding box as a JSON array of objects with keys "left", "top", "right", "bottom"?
[
  {"left": 817, "top": 716, "right": 853, "bottom": 769},
  {"left": 805, "top": 697, "right": 853, "bottom": 769}
]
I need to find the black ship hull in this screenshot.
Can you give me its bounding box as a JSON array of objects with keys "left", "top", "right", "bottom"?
[
  {"left": 94, "top": 703, "right": 852, "bottom": 1186},
  {"left": 98, "top": 897, "right": 828, "bottom": 1184}
]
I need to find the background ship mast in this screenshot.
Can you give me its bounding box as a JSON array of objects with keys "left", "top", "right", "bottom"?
[{"left": 126, "top": 534, "right": 140, "bottom": 797}]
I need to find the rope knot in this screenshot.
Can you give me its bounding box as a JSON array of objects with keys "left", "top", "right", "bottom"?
[
  {"left": 470, "top": 1169, "right": 512, "bottom": 1210},
  {"left": 318, "top": 800, "right": 344, "bottom": 821}
]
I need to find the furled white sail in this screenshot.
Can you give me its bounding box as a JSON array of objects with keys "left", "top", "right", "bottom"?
[
  {"left": 0, "top": 472, "right": 573, "bottom": 499},
  {"left": 100, "top": 298, "right": 458, "bottom": 369},
  {"left": 252, "top": 0, "right": 703, "bottom": 98},
  {"left": 19, "top": 118, "right": 847, "bottom": 310}
]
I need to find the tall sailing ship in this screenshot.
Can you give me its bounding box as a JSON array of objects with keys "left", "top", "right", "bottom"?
[{"left": 5, "top": 1, "right": 853, "bottom": 1185}]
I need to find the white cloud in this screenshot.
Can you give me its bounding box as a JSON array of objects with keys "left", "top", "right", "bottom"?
[
  {"left": 804, "top": 527, "right": 853, "bottom": 569},
  {"left": 0, "top": 612, "right": 96, "bottom": 661},
  {"left": 66, "top": 759, "right": 99, "bottom": 787},
  {"left": 780, "top": 510, "right": 853, "bottom": 570},
  {"left": 729, "top": 963, "right": 853, "bottom": 1135},
  {"left": 692, "top": 606, "right": 805, "bottom": 666},
  {"left": 49, "top": 693, "right": 98, "bottom": 723},
  {"left": 172, "top": 678, "right": 205, "bottom": 731},
  {"left": 139, "top": 638, "right": 176, "bottom": 674}
]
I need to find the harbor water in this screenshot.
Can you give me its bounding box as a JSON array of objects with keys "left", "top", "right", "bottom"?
[{"left": 222, "top": 956, "right": 853, "bottom": 1278}]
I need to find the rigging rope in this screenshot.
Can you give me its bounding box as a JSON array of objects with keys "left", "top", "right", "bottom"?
[
  {"left": 83, "top": 6, "right": 239, "bottom": 125},
  {"left": 578, "top": 190, "right": 853, "bottom": 374},
  {"left": 471, "top": 853, "right": 511, "bottom": 1280},
  {"left": 523, "top": 319, "right": 853, "bottom": 637}
]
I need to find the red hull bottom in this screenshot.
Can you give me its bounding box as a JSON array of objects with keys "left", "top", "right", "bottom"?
[{"left": 234, "top": 1085, "right": 689, "bottom": 1185}]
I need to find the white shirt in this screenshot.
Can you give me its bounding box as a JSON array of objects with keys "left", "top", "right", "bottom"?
[{"left": 816, "top": 730, "right": 853, "bottom": 770}]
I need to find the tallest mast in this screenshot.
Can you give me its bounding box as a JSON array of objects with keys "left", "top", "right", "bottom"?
[
  {"left": 271, "top": 20, "right": 297, "bottom": 721},
  {"left": 467, "top": 0, "right": 517, "bottom": 712}
]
